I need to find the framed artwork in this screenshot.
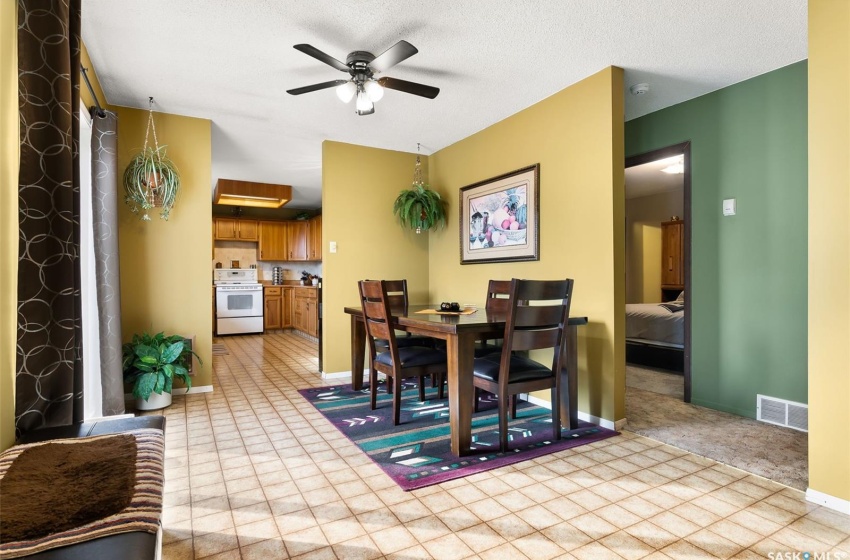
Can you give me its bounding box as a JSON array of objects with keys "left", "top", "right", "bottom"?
[{"left": 459, "top": 164, "right": 539, "bottom": 264}]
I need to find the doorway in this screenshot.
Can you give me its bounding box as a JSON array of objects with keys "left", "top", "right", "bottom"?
[{"left": 624, "top": 142, "right": 691, "bottom": 402}]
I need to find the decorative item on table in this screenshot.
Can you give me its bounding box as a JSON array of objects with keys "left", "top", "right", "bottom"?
[
  {"left": 460, "top": 164, "right": 540, "bottom": 265},
  {"left": 123, "top": 331, "right": 202, "bottom": 411},
  {"left": 300, "top": 271, "right": 312, "bottom": 285},
  {"left": 440, "top": 302, "right": 461, "bottom": 312},
  {"left": 392, "top": 143, "right": 447, "bottom": 234},
  {"left": 122, "top": 97, "right": 181, "bottom": 221}
]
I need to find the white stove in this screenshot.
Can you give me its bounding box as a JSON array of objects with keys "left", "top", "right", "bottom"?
[{"left": 214, "top": 268, "right": 263, "bottom": 335}]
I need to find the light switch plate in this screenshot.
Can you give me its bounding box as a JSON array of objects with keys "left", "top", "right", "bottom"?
[
  {"left": 723, "top": 198, "right": 737, "bottom": 216},
  {"left": 329, "top": 241, "right": 337, "bottom": 253}
]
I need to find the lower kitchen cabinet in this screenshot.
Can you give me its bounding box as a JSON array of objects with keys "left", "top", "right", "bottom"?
[
  {"left": 293, "top": 288, "right": 318, "bottom": 338},
  {"left": 264, "top": 287, "right": 282, "bottom": 330},
  {"left": 265, "top": 286, "right": 310, "bottom": 334}
]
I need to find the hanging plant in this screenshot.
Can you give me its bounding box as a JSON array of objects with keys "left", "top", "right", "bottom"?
[
  {"left": 123, "top": 98, "right": 181, "bottom": 221},
  {"left": 392, "top": 145, "right": 447, "bottom": 234},
  {"left": 393, "top": 183, "right": 447, "bottom": 234}
]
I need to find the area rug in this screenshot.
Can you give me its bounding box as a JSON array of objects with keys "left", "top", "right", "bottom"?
[{"left": 299, "top": 381, "right": 618, "bottom": 491}]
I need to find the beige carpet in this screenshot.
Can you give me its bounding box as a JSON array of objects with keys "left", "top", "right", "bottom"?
[{"left": 625, "top": 365, "right": 808, "bottom": 490}]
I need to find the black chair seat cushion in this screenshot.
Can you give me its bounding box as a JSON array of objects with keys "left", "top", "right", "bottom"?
[
  {"left": 473, "top": 353, "right": 553, "bottom": 383},
  {"left": 376, "top": 346, "right": 446, "bottom": 369}
]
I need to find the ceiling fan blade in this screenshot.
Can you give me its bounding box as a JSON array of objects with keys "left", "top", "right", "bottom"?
[
  {"left": 377, "top": 77, "right": 440, "bottom": 99},
  {"left": 287, "top": 80, "right": 348, "bottom": 96},
  {"left": 293, "top": 44, "right": 349, "bottom": 72},
  {"left": 369, "top": 40, "right": 418, "bottom": 73}
]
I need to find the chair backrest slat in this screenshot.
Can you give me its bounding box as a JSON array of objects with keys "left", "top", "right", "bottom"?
[
  {"left": 381, "top": 279, "right": 409, "bottom": 313},
  {"left": 485, "top": 280, "right": 512, "bottom": 314},
  {"left": 500, "top": 278, "right": 575, "bottom": 373}
]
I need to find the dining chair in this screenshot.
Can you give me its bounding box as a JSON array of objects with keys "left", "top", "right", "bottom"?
[
  {"left": 475, "top": 279, "right": 512, "bottom": 357},
  {"left": 370, "top": 279, "right": 435, "bottom": 349},
  {"left": 358, "top": 280, "right": 448, "bottom": 425},
  {"left": 471, "top": 278, "right": 574, "bottom": 451}
]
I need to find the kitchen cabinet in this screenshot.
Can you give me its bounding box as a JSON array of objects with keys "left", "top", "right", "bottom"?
[
  {"left": 308, "top": 215, "right": 322, "bottom": 261},
  {"left": 293, "top": 288, "right": 318, "bottom": 337},
  {"left": 661, "top": 219, "right": 684, "bottom": 295},
  {"left": 282, "top": 287, "right": 293, "bottom": 328},
  {"left": 286, "top": 221, "right": 309, "bottom": 261},
  {"left": 264, "top": 287, "right": 282, "bottom": 330},
  {"left": 258, "top": 221, "right": 287, "bottom": 261},
  {"left": 214, "top": 217, "right": 258, "bottom": 241},
  {"left": 264, "top": 286, "right": 293, "bottom": 331}
]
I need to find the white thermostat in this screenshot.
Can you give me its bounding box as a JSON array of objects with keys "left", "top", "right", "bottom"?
[{"left": 722, "top": 198, "right": 737, "bottom": 216}]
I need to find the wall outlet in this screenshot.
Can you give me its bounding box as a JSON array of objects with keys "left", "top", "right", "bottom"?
[
  {"left": 329, "top": 241, "right": 337, "bottom": 253},
  {"left": 723, "top": 198, "right": 737, "bottom": 216}
]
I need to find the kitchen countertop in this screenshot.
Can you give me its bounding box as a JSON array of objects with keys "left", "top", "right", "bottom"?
[{"left": 260, "top": 281, "right": 319, "bottom": 289}]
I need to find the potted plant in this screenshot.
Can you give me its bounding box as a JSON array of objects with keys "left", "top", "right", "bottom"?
[
  {"left": 122, "top": 332, "right": 201, "bottom": 411},
  {"left": 392, "top": 183, "right": 447, "bottom": 234},
  {"left": 123, "top": 146, "right": 181, "bottom": 221},
  {"left": 123, "top": 98, "right": 181, "bottom": 221}
]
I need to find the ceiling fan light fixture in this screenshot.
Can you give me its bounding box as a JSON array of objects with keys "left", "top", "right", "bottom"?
[
  {"left": 364, "top": 79, "right": 384, "bottom": 102},
  {"left": 355, "top": 88, "right": 374, "bottom": 114},
  {"left": 336, "top": 81, "right": 357, "bottom": 103}
]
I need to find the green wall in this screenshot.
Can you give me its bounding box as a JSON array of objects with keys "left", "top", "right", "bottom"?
[{"left": 625, "top": 61, "right": 808, "bottom": 418}]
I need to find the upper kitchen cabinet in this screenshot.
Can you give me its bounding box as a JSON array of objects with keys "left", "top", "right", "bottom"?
[
  {"left": 308, "top": 215, "right": 322, "bottom": 261},
  {"left": 258, "top": 221, "right": 287, "bottom": 261},
  {"left": 214, "top": 217, "right": 258, "bottom": 241},
  {"left": 286, "top": 221, "right": 308, "bottom": 261}
]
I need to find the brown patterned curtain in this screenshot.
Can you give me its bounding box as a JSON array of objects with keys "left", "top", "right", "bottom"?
[{"left": 15, "top": 0, "right": 84, "bottom": 435}]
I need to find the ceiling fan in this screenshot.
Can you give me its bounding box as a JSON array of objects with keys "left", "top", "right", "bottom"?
[{"left": 286, "top": 40, "right": 440, "bottom": 116}]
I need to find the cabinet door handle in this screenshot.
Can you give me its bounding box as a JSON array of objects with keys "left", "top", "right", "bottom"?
[{"left": 668, "top": 257, "right": 673, "bottom": 271}]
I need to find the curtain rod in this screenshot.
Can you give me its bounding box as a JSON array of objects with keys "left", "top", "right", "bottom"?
[{"left": 80, "top": 66, "right": 106, "bottom": 118}]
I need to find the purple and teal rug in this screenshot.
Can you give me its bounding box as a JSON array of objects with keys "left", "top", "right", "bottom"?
[{"left": 299, "top": 380, "right": 618, "bottom": 491}]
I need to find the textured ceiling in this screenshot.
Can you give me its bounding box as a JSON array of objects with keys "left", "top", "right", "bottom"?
[{"left": 82, "top": 0, "right": 807, "bottom": 208}]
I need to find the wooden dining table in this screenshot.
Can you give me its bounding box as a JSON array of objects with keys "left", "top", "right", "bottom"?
[{"left": 343, "top": 304, "right": 588, "bottom": 457}]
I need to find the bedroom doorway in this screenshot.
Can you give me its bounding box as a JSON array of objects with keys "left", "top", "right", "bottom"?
[{"left": 624, "top": 142, "right": 691, "bottom": 402}]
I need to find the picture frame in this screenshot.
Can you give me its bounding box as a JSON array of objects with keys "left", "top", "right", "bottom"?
[{"left": 459, "top": 164, "right": 540, "bottom": 264}]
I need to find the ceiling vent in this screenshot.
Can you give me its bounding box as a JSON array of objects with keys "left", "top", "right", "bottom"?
[
  {"left": 214, "top": 179, "right": 292, "bottom": 209},
  {"left": 757, "top": 394, "right": 808, "bottom": 432}
]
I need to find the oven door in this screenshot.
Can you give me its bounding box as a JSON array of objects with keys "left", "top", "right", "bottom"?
[{"left": 216, "top": 286, "right": 263, "bottom": 318}]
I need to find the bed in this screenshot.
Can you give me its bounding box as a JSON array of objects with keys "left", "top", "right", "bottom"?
[{"left": 626, "top": 300, "right": 685, "bottom": 371}]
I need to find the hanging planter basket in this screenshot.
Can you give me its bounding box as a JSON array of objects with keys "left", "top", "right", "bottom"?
[
  {"left": 392, "top": 148, "right": 447, "bottom": 234},
  {"left": 393, "top": 183, "right": 447, "bottom": 233},
  {"left": 123, "top": 98, "right": 181, "bottom": 221}
]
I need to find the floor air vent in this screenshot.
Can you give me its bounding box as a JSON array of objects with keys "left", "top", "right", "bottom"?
[{"left": 757, "top": 394, "right": 808, "bottom": 432}]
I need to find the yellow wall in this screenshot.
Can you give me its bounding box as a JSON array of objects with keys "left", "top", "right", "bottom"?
[
  {"left": 114, "top": 107, "right": 213, "bottom": 388},
  {"left": 625, "top": 189, "right": 683, "bottom": 303},
  {"left": 1, "top": 0, "right": 18, "bottom": 451},
  {"left": 322, "top": 142, "right": 431, "bottom": 374},
  {"left": 808, "top": 0, "right": 850, "bottom": 504},
  {"left": 428, "top": 67, "right": 626, "bottom": 422}
]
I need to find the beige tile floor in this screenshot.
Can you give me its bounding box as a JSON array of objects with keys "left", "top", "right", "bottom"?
[{"left": 157, "top": 332, "right": 850, "bottom": 559}]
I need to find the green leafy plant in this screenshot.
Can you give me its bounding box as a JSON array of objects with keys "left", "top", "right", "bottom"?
[
  {"left": 392, "top": 184, "right": 447, "bottom": 234},
  {"left": 122, "top": 332, "right": 201, "bottom": 401},
  {"left": 123, "top": 146, "right": 181, "bottom": 221}
]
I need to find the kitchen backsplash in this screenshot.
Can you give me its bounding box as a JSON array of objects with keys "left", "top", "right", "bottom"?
[{"left": 213, "top": 241, "right": 322, "bottom": 282}]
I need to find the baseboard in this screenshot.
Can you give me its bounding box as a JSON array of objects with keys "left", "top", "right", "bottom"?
[
  {"left": 523, "top": 394, "right": 618, "bottom": 431},
  {"left": 173, "top": 385, "right": 213, "bottom": 395},
  {"left": 322, "top": 370, "right": 353, "bottom": 380},
  {"left": 123, "top": 385, "right": 213, "bottom": 400},
  {"left": 806, "top": 487, "right": 850, "bottom": 515}
]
